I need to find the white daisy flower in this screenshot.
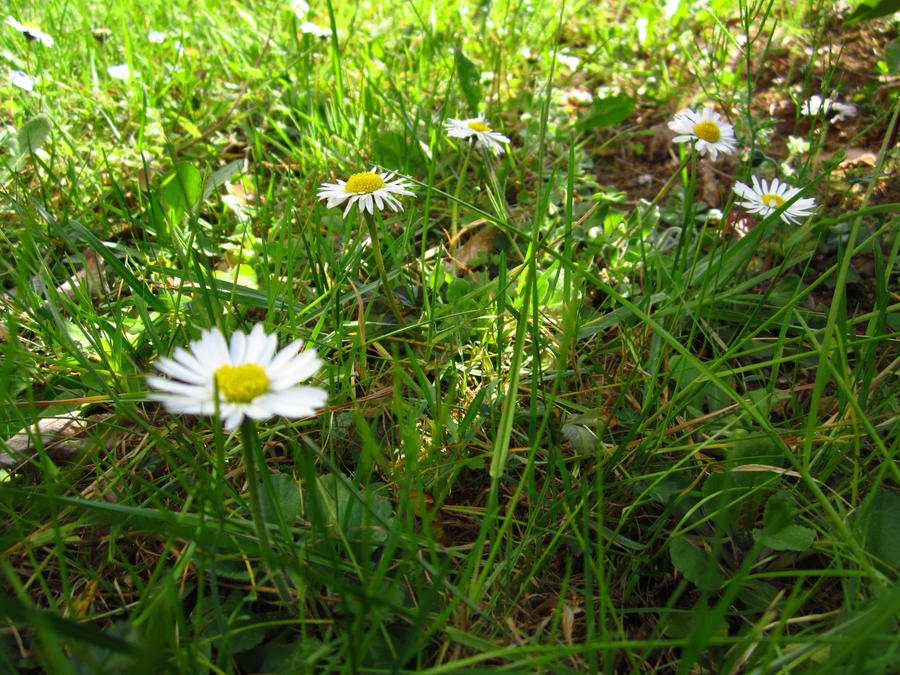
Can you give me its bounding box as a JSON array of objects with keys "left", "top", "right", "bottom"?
[
  {"left": 299, "top": 20, "right": 331, "bottom": 37},
  {"left": 147, "top": 323, "right": 328, "bottom": 430},
  {"left": 800, "top": 95, "right": 857, "bottom": 122},
  {"left": 147, "top": 30, "right": 167, "bottom": 43},
  {"left": 732, "top": 176, "right": 816, "bottom": 225},
  {"left": 107, "top": 64, "right": 137, "bottom": 80},
  {"left": 444, "top": 117, "right": 510, "bottom": 155},
  {"left": 668, "top": 106, "right": 738, "bottom": 161},
  {"left": 6, "top": 17, "right": 54, "bottom": 46},
  {"left": 10, "top": 70, "right": 36, "bottom": 92},
  {"left": 800, "top": 95, "right": 827, "bottom": 116},
  {"left": 830, "top": 101, "right": 858, "bottom": 121},
  {"left": 290, "top": 0, "right": 310, "bottom": 17},
  {"left": 317, "top": 167, "right": 415, "bottom": 217},
  {"left": 557, "top": 53, "right": 580, "bottom": 70}
]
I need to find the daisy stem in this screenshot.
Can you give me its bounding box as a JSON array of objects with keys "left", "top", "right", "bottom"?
[
  {"left": 449, "top": 142, "right": 474, "bottom": 250},
  {"left": 363, "top": 212, "right": 406, "bottom": 325},
  {"left": 643, "top": 154, "right": 692, "bottom": 217},
  {"left": 238, "top": 418, "right": 294, "bottom": 606}
]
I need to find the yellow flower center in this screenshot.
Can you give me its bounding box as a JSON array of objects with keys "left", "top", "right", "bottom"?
[
  {"left": 693, "top": 120, "right": 721, "bottom": 143},
  {"left": 344, "top": 172, "right": 385, "bottom": 194},
  {"left": 761, "top": 194, "right": 785, "bottom": 208},
  {"left": 214, "top": 364, "right": 269, "bottom": 403},
  {"left": 468, "top": 121, "right": 491, "bottom": 132}
]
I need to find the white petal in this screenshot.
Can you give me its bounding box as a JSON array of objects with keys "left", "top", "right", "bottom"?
[
  {"left": 194, "top": 329, "right": 230, "bottom": 370},
  {"left": 245, "top": 323, "right": 276, "bottom": 366},
  {"left": 268, "top": 350, "right": 322, "bottom": 389},
  {"left": 267, "top": 338, "right": 304, "bottom": 371},
  {"left": 229, "top": 329, "right": 248, "bottom": 363},
  {"left": 154, "top": 355, "right": 207, "bottom": 384},
  {"left": 151, "top": 395, "right": 216, "bottom": 415},
  {"left": 170, "top": 345, "right": 206, "bottom": 374},
  {"left": 222, "top": 408, "right": 246, "bottom": 430},
  {"left": 146, "top": 376, "right": 211, "bottom": 398},
  {"left": 255, "top": 387, "right": 328, "bottom": 417}
]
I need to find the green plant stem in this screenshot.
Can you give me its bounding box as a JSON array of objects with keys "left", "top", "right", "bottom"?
[
  {"left": 644, "top": 153, "right": 692, "bottom": 216},
  {"left": 449, "top": 142, "right": 474, "bottom": 249},
  {"left": 238, "top": 418, "right": 294, "bottom": 605},
  {"left": 363, "top": 212, "right": 406, "bottom": 325}
]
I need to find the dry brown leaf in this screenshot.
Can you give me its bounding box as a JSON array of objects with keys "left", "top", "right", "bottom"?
[
  {"left": 227, "top": 180, "right": 255, "bottom": 206},
  {"left": 0, "top": 410, "right": 113, "bottom": 470},
  {"left": 136, "top": 150, "right": 155, "bottom": 192},
  {"left": 818, "top": 147, "right": 878, "bottom": 168},
  {"left": 649, "top": 122, "right": 675, "bottom": 161},
  {"left": 698, "top": 161, "right": 721, "bottom": 207},
  {"left": 446, "top": 225, "right": 496, "bottom": 275},
  {"left": 561, "top": 603, "right": 575, "bottom": 646},
  {"left": 839, "top": 148, "right": 877, "bottom": 168},
  {"left": 56, "top": 249, "right": 107, "bottom": 300},
  {"left": 727, "top": 464, "right": 803, "bottom": 479}
]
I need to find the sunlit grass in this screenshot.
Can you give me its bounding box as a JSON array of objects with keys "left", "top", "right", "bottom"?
[{"left": 1, "top": 0, "right": 899, "bottom": 672}]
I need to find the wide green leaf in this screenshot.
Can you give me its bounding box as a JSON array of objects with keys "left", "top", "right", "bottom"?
[
  {"left": 575, "top": 94, "right": 635, "bottom": 133},
  {"left": 1, "top": 113, "right": 53, "bottom": 175},
  {"left": 670, "top": 536, "right": 723, "bottom": 591},
  {"left": 844, "top": 0, "right": 900, "bottom": 25},
  {"left": 162, "top": 162, "right": 203, "bottom": 223},
  {"left": 315, "top": 473, "right": 393, "bottom": 544},
  {"left": 886, "top": 37, "right": 900, "bottom": 74},
  {"left": 262, "top": 473, "right": 302, "bottom": 527},
  {"left": 752, "top": 492, "right": 815, "bottom": 552},
  {"left": 860, "top": 488, "right": 900, "bottom": 568},
  {"left": 454, "top": 48, "right": 481, "bottom": 113}
]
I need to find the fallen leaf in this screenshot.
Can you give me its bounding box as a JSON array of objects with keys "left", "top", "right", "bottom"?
[
  {"left": 561, "top": 603, "right": 575, "bottom": 645},
  {"left": 1, "top": 410, "right": 113, "bottom": 470},
  {"left": 839, "top": 148, "right": 877, "bottom": 168},
  {"left": 698, "top": 161, "right": 721, "bottom": 207},
  {"left": 446, "top": 224, "right": 496, "bottom": 275},
  {"left": 56, "top": 249, "right": 107, "bottom": 300}
]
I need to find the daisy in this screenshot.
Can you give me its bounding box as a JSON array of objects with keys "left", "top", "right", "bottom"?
[
  {"left": 107, "top": 64, "right": 137, "bottom": 80},
  {"left": 732, "top": 176, "right": 816, "bottom": 225},
  {"left": 557, "top": 53, "right": 580, "bottom": 70},
  {"left": 668, "top": 106, "right": 738, "bottom": 161},
  {"left": 444, "top": 117, "right": 510, "bottom": 155},
  {"left": 147, "top": 323, "right": 328, "bottom": 430},
  {"left": 5, "top": 17, "right": 54, "bottom": 46},
  {"left": 290, "top": 0, "right": 310, "bottom": 17},
  {"left": 299, "top": 20, "right": 331, "bottom": 37},
  {"left": 317, "top": 167, "right": 415, "bottom": 217},
  {"left": 830, "top": 101, "right": 858, "bottom": 122},
  {"left": 800, "top": 95, "right": 857, "bottom": 122},
  {"left": 10, "top": 70, "right": 36, "bottom": 92}
]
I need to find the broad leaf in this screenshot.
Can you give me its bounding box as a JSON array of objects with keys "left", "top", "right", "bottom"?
[
  {"left": 1, "top": 113, "right": 53, "bottom": 173},
  {"left": 886, "top": 37, "right": 900, "bottom": 74},
  {"left": 162, "top": 162, "right": 203, "bottom": 222},
  {"left": 861, "top": 488, "right": 900, "bottom": 568},
  {"left": 454, "top": 48, "right": 481, "bottom": 113},
  {"left": 576, "top": 94, "right": 635, "bottom": 133},
  {"left": 752, "top": 491, "right": 815, "bottom": 551},
  {"left": 670, "top": 536, "right": 723, "bottom": 590},
  {"left": 844, "top": 0, "right": 900, "bottom": 25},
  {"left": 262, "top": 472, "right": 301, "bottom": 526},
  {"left": 315, "top": 473, "right": 393, "bottom": 544}
]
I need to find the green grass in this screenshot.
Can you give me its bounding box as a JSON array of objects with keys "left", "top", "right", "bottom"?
[{"left": 2, "top": 0, "right": 900, "bottom": 672}]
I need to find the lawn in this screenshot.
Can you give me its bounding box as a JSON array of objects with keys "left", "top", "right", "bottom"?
[{"left": 1, "top": 0, "right": 899, "bottom": 672}]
